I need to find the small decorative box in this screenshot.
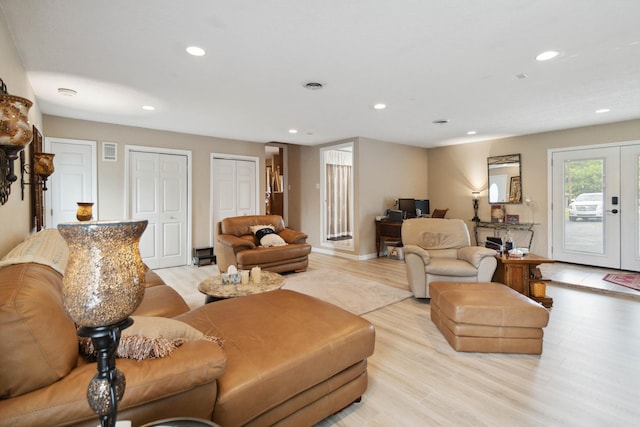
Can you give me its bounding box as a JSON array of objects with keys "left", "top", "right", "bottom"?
[{"left": 221, "top": 272, "right": 242, "bottom": 285}]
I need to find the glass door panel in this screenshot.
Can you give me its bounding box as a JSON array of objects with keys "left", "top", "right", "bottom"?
[{"left": 552, "top": 147, "right": 620, "bottom": 268}]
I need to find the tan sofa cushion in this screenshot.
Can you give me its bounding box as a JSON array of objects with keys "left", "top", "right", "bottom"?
[
  {"left": 0, "top": 264, "right": 78, "bottom": 398},
  {"left": 220, "top": 214, "right": 286, "bottom": 237},
  {"left": 402, "top": 218, "right": 471, "bottom": 249}
]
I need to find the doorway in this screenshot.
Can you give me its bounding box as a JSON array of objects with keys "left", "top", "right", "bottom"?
[
  {"left": 210, "top": 154, "right": 259, "bottom": 246},
  {"left": 44, "top": 137, "right": 97, "bottom": 227},
  {"left": 126, "top": 146, "right": 191, "bottom": 269},
  {"left": 320, "top": 142, "right": 354, "bottom": 251},
  {"left": 551, "top": 142, "right": 640, "bottom": 271}
]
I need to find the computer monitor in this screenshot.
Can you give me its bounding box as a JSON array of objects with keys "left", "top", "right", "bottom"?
[
  {"left": 415, "top": 199, "right": 430, "bottom": 216},
  {"left": 398, "top": 198, "right": 417, "bottom": 219}
]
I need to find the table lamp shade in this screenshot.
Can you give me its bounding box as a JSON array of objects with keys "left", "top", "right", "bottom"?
[{"left": 58, "top": 220, "right": 148, "bottom": 327}]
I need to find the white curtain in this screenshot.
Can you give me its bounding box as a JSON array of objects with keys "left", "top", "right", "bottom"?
[{"left": 325, "top": 150, "right": 352, "bottom": 240}]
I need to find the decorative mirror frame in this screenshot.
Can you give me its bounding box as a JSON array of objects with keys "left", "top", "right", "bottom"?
[{"left": 487, "top": 153, "right": 522, "bottom": 204}]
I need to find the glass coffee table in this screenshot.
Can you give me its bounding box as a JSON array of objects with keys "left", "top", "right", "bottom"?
[{"left": 198, "top": 270, "right": 285, "bottom": 303}]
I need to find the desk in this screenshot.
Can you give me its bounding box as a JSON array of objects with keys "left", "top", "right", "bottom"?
[
  {"left": 474, "top": 221, "right": 538, "bottom": 250},
  {"left": 375, "top": 220, "right": 402, "bottom": 257},
  {"left": 492, "top": 253, "right": 555, "bottom": 308}
]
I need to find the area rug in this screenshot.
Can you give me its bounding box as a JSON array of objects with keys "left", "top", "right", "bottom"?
[
  {"left": 603, "top": 273, "right": 640, "bottom": 291},
  {"left": 282, "top": 269, "right": 412, "bottom": 315}
]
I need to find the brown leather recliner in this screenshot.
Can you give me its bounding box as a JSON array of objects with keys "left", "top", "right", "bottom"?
[{"left": 215, "top": 214, "right": 312, "bottom": 273}]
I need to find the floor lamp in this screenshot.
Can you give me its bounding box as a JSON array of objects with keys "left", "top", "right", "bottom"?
[{"left": 58, "top": 220, "right": 148, "bottom": 427}]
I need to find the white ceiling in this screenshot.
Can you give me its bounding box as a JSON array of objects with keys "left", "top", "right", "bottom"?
[{"left": 1, "top": 0, "right": 639, "bottom": 148}]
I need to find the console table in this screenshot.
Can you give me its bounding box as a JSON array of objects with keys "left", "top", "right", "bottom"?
[
  {"left": 375, "top": 220, "right": 402, "bottom": 257},
  {"left": 474, "top": 221, "right": 538, "bottom": 250}
]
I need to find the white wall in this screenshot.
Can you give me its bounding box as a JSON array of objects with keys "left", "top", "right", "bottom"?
[
  {"left": 427, "top": 118, "right": 640, "bottom": 256},
  {"left": 0, "top": 13, "right": 43, "bottom": 257}
]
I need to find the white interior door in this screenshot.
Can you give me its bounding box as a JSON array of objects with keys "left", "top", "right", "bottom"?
[
  {"left": 130, "top": 151, "right": 188, "bottom": 269},
  {"left": 45, "top": 138, "right": 97, "bottom": 228},
  {"left": 236, "top": 160, "right": 257, "bottom": 216},
  {"left": 211, "top": 155, "right": 258, "bottom": 245},
  {"left": 620, "top": 144, "right": 640, "bottom": 271},
  {"left": 551, "top": 146, "right": 622, "bottom": 268}
]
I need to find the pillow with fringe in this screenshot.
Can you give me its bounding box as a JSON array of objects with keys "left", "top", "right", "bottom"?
[{"left": 79, "top": 316, "right": 223, "bottom": 361}]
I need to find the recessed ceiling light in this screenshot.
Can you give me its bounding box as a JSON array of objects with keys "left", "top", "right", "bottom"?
[
  {"left": 57, "top": 87, "right": 77, "bottom": 96},
  {"left": 536, "top": 50, "right": 559, "bottom": 61},
  {"left": 467, "top": 131, "right": 477, "bottom": 135},
  {"left": 373, "top": 103, "right": 386, "bottom": 110},
  {"left": 186, "top": 46, "right": 206, "bottom": 56},
  {"left": 303, "top": 82, "right": 324, "bottom": 90},
  {"left": 432, "top": 119, "right": 449, "bottom": 125},
  {"left": 288, "top": 129, "right": 298, "bottom": 134},
  {"left": 595, "top": 108, "right": 610, "bottom": 114},
  {"left": 142, "top": 105, "right": 155, "bottom": 111}
]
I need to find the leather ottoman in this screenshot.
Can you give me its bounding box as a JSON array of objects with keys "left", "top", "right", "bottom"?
[{"left": 429, "top": 282, "right": 549, "bottom": 354}]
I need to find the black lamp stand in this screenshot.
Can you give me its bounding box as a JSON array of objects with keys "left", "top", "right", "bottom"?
[
  {"left": 77, "top": 317, "right": 133, "bottom": 427},
  {"left": 472, "top": 198, "right": 480, "bottom": 223}
]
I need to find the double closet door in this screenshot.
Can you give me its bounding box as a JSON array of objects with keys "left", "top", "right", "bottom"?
[
  {"left": 551, "top": 143, "right": 640, "bottom": 271},
  {"left": 130, "top": 151, "right": 188, "bottom": 269},
  {"left": 211, "top": 156, "right": 258, "bottom": 242}
]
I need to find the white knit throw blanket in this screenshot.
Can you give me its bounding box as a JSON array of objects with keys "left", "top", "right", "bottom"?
[{"left": 0, "top": 229, "right": 68, "bottom": 274}]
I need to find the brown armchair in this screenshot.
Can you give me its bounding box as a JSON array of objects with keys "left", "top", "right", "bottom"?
[{"left": 215, "top": 214, "right": 312, "bottom": 273}]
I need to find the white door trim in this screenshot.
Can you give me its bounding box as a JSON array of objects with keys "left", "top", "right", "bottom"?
[
  {"left": 44, "top": 137, "right": 97, "bottom": 225},
  {"left": 124, "top": 145, "right": 193, "bottom": 265},
  {"left": 209, "top": 153, "right": 260, "bottom": 247}
]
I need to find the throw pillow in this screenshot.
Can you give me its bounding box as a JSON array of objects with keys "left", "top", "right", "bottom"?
[
  {"left": 79, "top": 316, "right": 223, "bottom": 361},
  {"left": 250, "top": 224, "right": 287, "bottom": 247}
]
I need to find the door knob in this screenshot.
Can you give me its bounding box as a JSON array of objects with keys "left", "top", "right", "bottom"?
[{"left": 606, "top": 209, "right": 619, "bottom": 214}]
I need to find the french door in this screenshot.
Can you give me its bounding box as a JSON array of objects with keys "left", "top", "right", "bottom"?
[{"left": 551, "top": 143, "right": 640, "bottom": 271}]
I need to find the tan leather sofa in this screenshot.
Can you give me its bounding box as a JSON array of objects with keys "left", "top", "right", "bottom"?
[
  {"left": 402, "top": 218, "right": 498, "bottom": 298},
  {"left": 0, "top": 230, "right": 374, "bottom": 427},
  {"left": 216, "top": 214, "right": 312, "bottom": 273}
]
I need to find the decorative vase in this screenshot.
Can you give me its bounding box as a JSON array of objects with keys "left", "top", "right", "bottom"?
[
  {"left": 58, "top": 220, "right": 148, "bottom": 327},
  {"left": 76, "top": 202, "right": 94, "bottom": 221}
]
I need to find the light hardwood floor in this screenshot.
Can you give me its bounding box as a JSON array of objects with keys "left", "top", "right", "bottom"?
[{"left": 157, "top": 253, "right": 640, "bottom": 426}]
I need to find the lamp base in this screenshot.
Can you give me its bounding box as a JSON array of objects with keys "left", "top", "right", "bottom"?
[
  {"left": 78, "top": 317, "right": 134, "bottom": 427},
  {"left": 472, "top": 199, "right": 480, "bottom": 223}
]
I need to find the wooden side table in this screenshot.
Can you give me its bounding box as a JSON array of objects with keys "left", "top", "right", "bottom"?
[{"left": 492, "top": 253, "right": 555, "bottom": 308}]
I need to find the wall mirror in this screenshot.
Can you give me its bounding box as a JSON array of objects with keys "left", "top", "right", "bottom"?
[{"left": 488, "top": 154, "right": 522, "bottom": 204}]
